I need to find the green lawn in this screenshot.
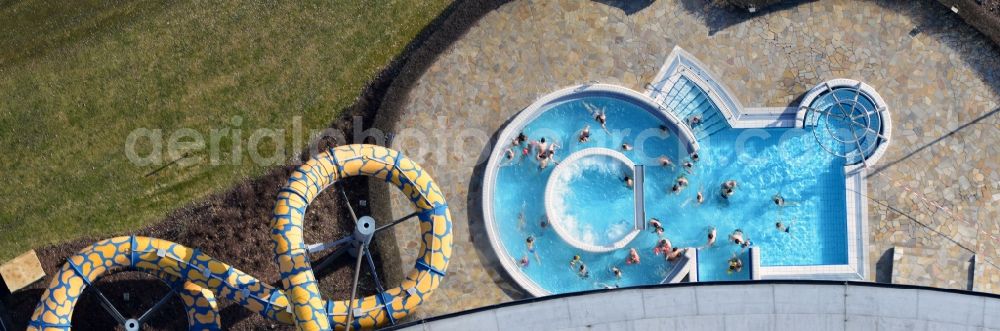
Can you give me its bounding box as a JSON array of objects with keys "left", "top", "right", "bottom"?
[{"left": 0, "top": 0, "right": 450, "bottom": 261}]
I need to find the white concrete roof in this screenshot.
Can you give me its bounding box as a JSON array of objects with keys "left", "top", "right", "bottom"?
[{"left": 388, "top": 282, "right": 1000, "bottom": 331}]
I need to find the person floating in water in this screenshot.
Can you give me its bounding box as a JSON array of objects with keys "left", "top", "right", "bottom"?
[
  {"left": 706, "top": 227, "right": 717, "bottom": 247},
  {"left": 729, "top": 229, "right": 745, "bottom": 246},
  {"left": 583, "top": 102, "right": 609, "bottom": 133},
  {"left": 671, "top": 176, "right": 689, "bottom": 194},
  {"left": 727, "top": 253, "right": 743, "bottom": 274},
  {"left": 653, "top": 238, "right": 672, "bottom": 255},
  {"left": 570, "top": 255, "right": 581, "bottom": 268},
  {"left": 775, "top": 219, "right": 796, "bottom": 233},
  {"left": 683, "top": 160, "right": 695, "bottom": 174},
  {"left": 649, "top": 218, "right": 665, "bottom": 236},
  {"left": 623, "top": 175, "right": 634, "bottom": 188},
  {"left": 513, "top": 132, "right": 528, "bottom": 147},
  {"left": 539, "top": 215, "right": 548, "bottom": 230},
  {"left": 659, "top": 155, "right": 674, "bottom": 168},
  {"left": 526, "top": 235, "right": 541, "bottom": 263},
  {"left": 520, "top": 255, "right": 530, "bottom": 268},
  {"left": 578, "top": 263, "right": 590, "bottom": 278},
  {"left": 729, "top": 229, "right": 753, "bottom": 248},
  {"left": 626, "top": 247, "right": 641, "bottom": 265},
  {"left": 688, "top": 114, "right": 702, "bottom": 127},
  {"left": 621, "top": 143, "right": 633, "bottom": 151},
  {"left": 691, "top": 152, "right": 700, "bottom": 163},
  {"left": 773, "top": 193, "right": 797, "bottom": 207},
  {"left": 720, "top": 180, "right": 737, "bottom": 199},
  {"left": 538, "top": 149, "right": 551, "bottom": 170},
  {"left": 611, "top": 266, "right": 623, "bottom": 279},
  {"left": 578, "top": 125, "right": 591, "bottom": 143},
  {"left": 696, "top": 187, "right": 705, "bottom": 205}
]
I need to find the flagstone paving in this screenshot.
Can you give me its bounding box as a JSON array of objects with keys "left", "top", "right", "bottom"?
[{"left": 375, "top": 0, "right": 1000, "bottom": 319}]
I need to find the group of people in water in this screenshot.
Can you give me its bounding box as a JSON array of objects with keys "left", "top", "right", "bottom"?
[{"left": 510, "top": 100, "right": 807, "bottom": 285}]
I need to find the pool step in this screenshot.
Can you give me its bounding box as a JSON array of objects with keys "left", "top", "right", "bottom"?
[{"left": 891, "top": 246, "right": 975, "bottom": 290}]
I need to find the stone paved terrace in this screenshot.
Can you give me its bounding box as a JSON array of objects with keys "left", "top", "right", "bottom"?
[{"left": 373, "top": 0, "right": 1000, "bottom": 319}]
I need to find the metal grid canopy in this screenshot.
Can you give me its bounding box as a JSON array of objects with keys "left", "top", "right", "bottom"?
[{"left": 801, "top": 83, "right": 888, "bottom": 167}]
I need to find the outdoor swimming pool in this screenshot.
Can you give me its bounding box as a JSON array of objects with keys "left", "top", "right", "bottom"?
[
  {"left": 488, "top": 83, "right": 856, "bottom": 293},
  {"left": 482, "top": 48, "right": 886, "bottom": 296}
]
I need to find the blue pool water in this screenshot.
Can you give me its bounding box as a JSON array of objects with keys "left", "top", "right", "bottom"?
[
  {"left": 493, "top": 87, "right": 848, "bottom": 293},
  {"left": 806, "top": 88, "right": 883, "bottom": 164},
  {"left": 548, "top": 154, "right": 635, "bottom": 247}
]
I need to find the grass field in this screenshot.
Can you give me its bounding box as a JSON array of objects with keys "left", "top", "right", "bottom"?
[{"left": 0, "top": 0, "right": 450, "bottom": 261}]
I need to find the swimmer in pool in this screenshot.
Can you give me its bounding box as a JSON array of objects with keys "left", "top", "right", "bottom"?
[
  {"left": 611, "top": 266, "right": 622, "bottom": 279},
  {"left": 667, "top": 247, "right": 686, "bottom": 262},
  {"left": 621, "top": 143, "right": 633, "bottom": 151},
  {"left": 672, "top": 176, "right": 689, "bottom": 194},
  {"left": 626, "top": 248, "right": 641, "bottom": 265},
  {"left": 649, "top": 218, "right": 664, "bottom": 236},
  {"left": 623, "top": 175, "right": 634, "bottom": 188},
  {"left": 729, "top": 229, "right": 745, "bottom": 245},
  {"left": 773, "top": 193, "right": 785, "bottom": 206},
  {"left": 515, "top": 132, "right": 528, "bottom": 146},
  {"left": 696, "top": 188, "right": 705, "bottom": 205},
  {"left": 520, "top": 255, "right": 530, "bottom": 268},
  {"left": 691, "top": 152, "right": 700, "bottom": 162},
  {"left": 706, "top": 227, "right": 717, "bottom": 247},
  {"left": 683, "top": 161, "right": 695, "bottom": 174},
  {"left": 653, "top": 238, "right": 672, "bottom": 255},
  {"left": 776, "top": 219, "right": 796, "bottom": 233},
  {"left": 659, "top": 155, "right": 674, "bottom": 168},
  {"left": 583, "top": 102, "right": 609, "bottom": 133},
  {"left": 688, "top": 114, "right": 702, "bottom": 127},
  {"left": 526, "top": 235, "right": 540, "bottom": 263},
  {"left": 578, "top": 263, "right": 590, "bottom": 278},
  {"left": 579, "top": 125, "right": 591, "bottom": 143},
  {"left": 570, "top": 255, "right": 581, "bottom": 268},
  {"left": 728, "top": 253, "right": 743, "bottom": 274}
]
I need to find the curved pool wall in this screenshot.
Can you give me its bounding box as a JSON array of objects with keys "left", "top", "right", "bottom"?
[
  {"left": 545, "top": 148, "right": 640, "bottom": 252},
  {"left": 483, "top": 84, "right": 697, "bottom": 296},
  {"left": 484, "top": 46, "right": 887, "bottom": 296},
  {"left": 796, "top": 78, "right": 892, "bottom": 170}
]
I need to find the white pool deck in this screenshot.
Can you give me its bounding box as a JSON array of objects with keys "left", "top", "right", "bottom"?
[{"left": 389, "top": 282, "right": 1000, "bottom": 331}]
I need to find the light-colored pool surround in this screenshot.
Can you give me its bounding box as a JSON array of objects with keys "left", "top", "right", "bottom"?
[
  {"left": 483, "top": 46, "right": 890, "bottom": 295},
  {"left": 544, "top": 147, "right": 641, "bottom": 253}
]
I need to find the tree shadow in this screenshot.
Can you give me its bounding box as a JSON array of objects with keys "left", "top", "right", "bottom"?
[
  {"left": 590, "top": 0, "right": 657, "bottom": 15},
  {"left": 464, "top": 116, "right": 532, "bottom": 300},
  {"left": 868, "top": 107, "right": 999, "bottom": 177},
  {"left": 677, "top": 0, "right": 819, "bottom": 36},
  {"left": 679, "top": 0, "right": 1000, "bottom": 175}
]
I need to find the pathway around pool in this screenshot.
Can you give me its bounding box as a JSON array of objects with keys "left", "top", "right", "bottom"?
[{"left": 376, "top": 0, "right": 1000, "bottom": 319}]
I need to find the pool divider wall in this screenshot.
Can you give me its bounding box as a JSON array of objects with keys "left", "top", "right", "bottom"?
[
  {"left": 750, "top": 247, "right": 762, "bottom": 280},
  {"left": 544, "top": 148, "right": 642, "bottom": 253},
  {"left": 661, "top": 249, "right": 698, "bottom": 284}
]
